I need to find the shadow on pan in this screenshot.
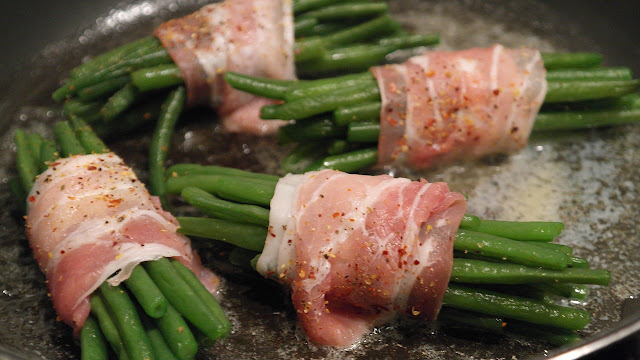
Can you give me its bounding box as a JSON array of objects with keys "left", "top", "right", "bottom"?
[{"left": 0, "top": 0, "right": 639, "bottom": 359}]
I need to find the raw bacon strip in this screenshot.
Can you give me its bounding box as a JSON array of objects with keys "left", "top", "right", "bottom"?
[
  {"left": 154, "top": 0, "right": 294, "bottom": 135},
  {"left": 257, "top": 170, "right": 466, "bottom": 346},
  {"left": 25, "top": 154, "right": 218, "bottom": 332},
  {"left": 371, "top": 44, "right": 547, "bottom": 169}
]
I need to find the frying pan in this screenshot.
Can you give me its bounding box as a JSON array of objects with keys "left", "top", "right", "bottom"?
[{"left": 1, "top": 0, "right": 639, "bottom": 359}]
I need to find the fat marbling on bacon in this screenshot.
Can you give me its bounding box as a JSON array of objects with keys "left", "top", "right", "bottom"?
[
  {"left": 257, "top": 170, "right": 467, "bottom": 346},
  {"left": 25, "top": 154, "right": 218, "bottom": 333},
  {"left": 154, "top": 0, "right": 295, "bottom": 135},
  {"left": 371, "top": 44, "right": 547, "bottom": 169}
]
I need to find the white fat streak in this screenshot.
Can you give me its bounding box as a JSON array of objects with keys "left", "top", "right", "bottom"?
[
  {"left": 47, "top": 208, "right": 177, "bottom": 273},
  {"left": 194, "top": 3, "right": 228, "bottom": 107},
  {"left": 410, "top": 56, "right": 443, "bottom": 151},
  {"left": 392, "top": 182, "right": 432, "bottom": 310},
  {"left": 456, "top": 57, "right": 478, "bottom": 74},
  {"left": 280, "top": 0, "right": 295, "bottom": 78},
  {"left": 489, "top": 44, "right": 503, "bottom": 91},
  {"left": 256, "top": 172, "right": 311, "bottom": 278},
  {"left": 74, "top": 243, "right": 182, "bottom": 312},
  {"left": 504, "top": 49, "right": 545, "bottom": 145},
  {"left": 299, "top": 173, "right": 403, "bottom": 293}
]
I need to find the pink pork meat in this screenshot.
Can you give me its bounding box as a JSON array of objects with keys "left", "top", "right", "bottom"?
[
  {"left": 154, "top": 0, "right": 295, "bottom": 135},
  {"left": 257, "top": 170, "right": 467, "bottom": 346},
  {"left": 25, "top": 153, "right": 218, "bottom": 333},
  {"left": 371, "top": 44, "right": 547, "bottom": 169}
]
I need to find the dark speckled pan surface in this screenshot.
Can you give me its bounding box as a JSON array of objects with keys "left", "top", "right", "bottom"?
[{"left": 1, "top": 1, "right": 639, "bottom": 359}]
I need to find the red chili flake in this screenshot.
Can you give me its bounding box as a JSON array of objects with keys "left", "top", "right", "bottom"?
[
  {"left": 332, "top": 212, "right": 340, "bottom": 218},
  {"left": 318, "top": 214, "right": 322, "bottom": 217},
  {"left": 28, "top": 196, "right": 36, "bottom": 203},
  {"left": 493, "top": 89, "right": 500, "bottom": 96},
  {"left": 398, "top": 248, "right": 407, "bottom": 257},
  {"left": 414, "top": 260, "right": 420, "bottom": 265},
  {"left": 87, "top": 166, "right": 97, "bottom": 171},
  {"left": 382, "top": 250, "right": 389, "bottom": 256}
]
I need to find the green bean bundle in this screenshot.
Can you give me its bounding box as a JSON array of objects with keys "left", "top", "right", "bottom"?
[
  {"left": 164, "top": 164, "right": 610, "bottom": 346},
  {"left": 13, "top": 120, "right": 230, "bottom": 360},
  {"left": 224, "top": 47, "right": 640, "bottom": 173},
  {"left": 53, "top": 0, "right": 439, "bottom": 137}
]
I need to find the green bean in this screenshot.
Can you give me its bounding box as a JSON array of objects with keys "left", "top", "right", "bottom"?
[
  {"left": 346, "top": 120, "right": 379, "bottom": 142},
  {"left": 528, "top": 241, "right": 572, "bottom": 256},
  {"left": 177, "top": 216, "right": 268, "bottom": 251},
  {"left": 124, "top": 265, "right": 168, "bottom": 319},
  {"left": 450, "top": 258, "right": 610, "bottom": 285},
  {"left": 166, "top": 175, "right": 275, "bottom": 206},
  {"left": 149, "top": 87, "right": 186, "bottom": 207},
  {"left": 89, "top": 295, "right": 127, "bottom": 358},
  {"left": 327, "top": 139, "right": 353, "bottom": 155},
  {"left": 54, "top": 47, "right": 170, "bottom": 102},
  {"left": 69, "top": 115, "right": 110, "bottom": 154},
  {"left": 223, "top": 72, "right": 295, "bottom": 101},
  {"left": 170, "top": 259, "right": 231, "bottom": 334},
  {"left": 296, "top": 44, "right": 396, "bottom": 76},
  {"left": 334, "top": 101, "right": 381, "bottom": 125},
  {"left": 285, "top": 72, "right": 374, "bottom": 101},
  {"left": 166, "top": 163, "right": 280, "bottom": 182},
  {"left": 101, "top": 83, "right": 140, "bottom": 121},
  {"left": 81, "top": 315, "right": 109, "bottom": 360},
  {"left": 533, "top": 107, "right": 640, "bottom": 131},
  {"left": 454, "top": 229, "right": 569, "bottom": 270},
  {"left": 294, "top": 37, "right": 327, "bottom": 63},
  {"left": 541, "top": 52, "right": 603, "bottom": 70},
  {"left": 347, "top": 120, "right": 380, "bottom": 142},
  {"left": 545, "top": 79, "right": 640, "bottom": 103},
  {"left": 279, "top": 117, "right": 346, "bottom": 143},
  {"left": 378, "top": 33, "right": 440, "bottom": 49},
  {"left": 144, "top": 257, "right": 230, "bottom": 340},
  {"left": 546, "top": 67, "right": 633, "bottom": 81},
  {"left": 536, "top": 283, "right": 590, "bottom": 300},
  {"left": 98, "top": 283, "right": 154, "bottom": 360},
  {"left": 438, "top": 308, "right": 505, "bottom": 334},
  {"left": 304, "top": 147, "right": 378, "bottom": 172},
  {"left": 70, "top": 37, "right": 160, "bottom": 79},
  {"left": 37, "top": 139, "right": 58, "bottom": 173},
  {"left": 131, "top": 64, "right": 184, "bottom": 92},
  {"left": 63, "top": 98, "right": 102, "bottom": 114},
  {"left": 281, "top": 142, "right": 328, "bottom": 174},
  {"left": 25, "top": 133, "right": 43, "bottom": 162},
  {"left": 14, "top": 129, "right": 39, "bottom": 192},
  {"left": 460, "top": 214, "right": 481, "bottom": 230},
  {"left": 181, "top": 186, "right": 270, "bottom": 226},
  {"left": 140, "top": 315, "right": 178, "bottom": 360},
  {"left": 54, "top": 121, "right": 85, "bottom": 157},
  {"left": 301, "top": 2, "right": 388, "bottom": 21},
  {"left": 261, "top": 81, "right": 379, "bottom": 120},
  {"left": 153, "top": 303, "right": 198, "bottom": 360},
  {"left": 569, "top": 256, "right": 589, "bottom": 268},
  {"left": 470, "top": 219, "right": 564, "bottom": 241},
  {"left": 443, "top": 284, "right": 591, "bottom": 330},
  {"left": 92, "top": 99, "right": 162, "bottom": 139},
  {"left": 294, "top": 17, "right": 318, "bottom": 35},
  {"left": 296, "top": 21, "right": 351, "bottom": 37},
  {"left": 293, "top": 0, "right": 349, "bottom": 14},
  {"left": 505, "top": 321, "right": 581, "bottom": 346},
  {"left": 77, "top": 76, "right": 130, "bottom": 101},
  {"left": 320, "top": 15, "right": 398, "bottom": 48}
]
